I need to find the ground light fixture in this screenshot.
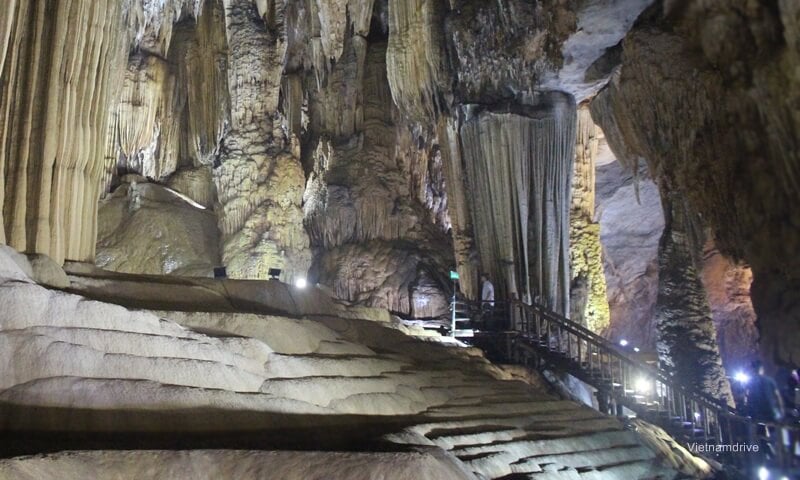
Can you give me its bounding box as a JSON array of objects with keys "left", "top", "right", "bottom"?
[
  {"left": 294, "top": 277, "right": 307, "bottom": 289},
  {"left": 619, "top": 339, "right": 628, "bottom": 347}
]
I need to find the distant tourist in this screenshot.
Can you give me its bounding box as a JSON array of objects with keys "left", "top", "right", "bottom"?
[
  {"left": 745, "top": 360, "right": 785, "bottom": 422},
  {"left": 479, "top": 274, "right": 495, "bottom": 330},
  {"left": 480, "top": 274, "right": 495, "bottom": 308}
]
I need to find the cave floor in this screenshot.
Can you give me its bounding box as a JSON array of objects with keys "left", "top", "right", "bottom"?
[{"left": 0, "top": 262, "right": 697, "bottom": 479}]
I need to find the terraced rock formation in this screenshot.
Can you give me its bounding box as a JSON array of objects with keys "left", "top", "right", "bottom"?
[{"left": 0, "top": 246, "right": 698, "bottom": 479}]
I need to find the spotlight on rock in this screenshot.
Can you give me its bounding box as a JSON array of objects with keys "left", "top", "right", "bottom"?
[
  {"left": 268, "top": 268, "right": 282, "bottom": 280},
  {"left": 633, "top": 347, "right": 640, "bottom": 353},
  {"left": 294, "top": 277, "right": 307, "bottom": 289},
  {"left": 619, "top": 339, "right": 628, "bottom": 347},
  {"left": 758, "top": 466, "right": 769, "bottom": 480},
  {"left": 734, "top": 371, "right": 751, "bottom": 384},
  {"left": 634, "top": 377, "right": 651, "bottom": 394}
]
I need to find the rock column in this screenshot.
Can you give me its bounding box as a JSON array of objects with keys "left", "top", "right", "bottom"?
[
  {"left": 569, "top": 106, "right": 610, "bottom": 331},
  {"left": 656, "top": 192, "right": 733, "bottom": 404},
  {"left": 456, "top": 93, "right": 576, "bottom": 315},
  {"left": 0, "top": 0, "right": 127, "bottom": 263},
  {"left": 215, "top": 0, "right": 310, "bottom": 281}
]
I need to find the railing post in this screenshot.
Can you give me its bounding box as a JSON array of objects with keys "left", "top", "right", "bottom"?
[{"left": 450, "top": 294, "right": 456, "bottom": 337}]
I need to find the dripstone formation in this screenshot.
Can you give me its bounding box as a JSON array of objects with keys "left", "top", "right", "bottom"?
[{"left": 0, "top": 0, "right": 797, "bottom": 451}]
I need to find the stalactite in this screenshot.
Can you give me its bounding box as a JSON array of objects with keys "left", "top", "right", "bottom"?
[
  {"left": 386, "top": 0, "right": 449, "bottom": 121},
  {"left": 303, "top": 37, "right": 453, "bottom": 316},
  {"left": 569, "top": 106, "right": 610, "bottom": 332},
  {"left": 457, "top": 93, "right": 576, "bottom": 314},
  {"left": 656, "top": 192, "right": 733, "bottom": 405},
  {"left": 107, "top": 54, "right": 173, "bottom": 181},
  {"left": 437, "top": 116, "right": 479, "bottom": 300},
  {"left": 0, "top": 0, "right": 128, "bottom": 263},
  {"left": 0, "top": 0, "right": 19, "bottom": 245},
  {"left": 181, "top": 0, "right": 230, "bottom": 166}
]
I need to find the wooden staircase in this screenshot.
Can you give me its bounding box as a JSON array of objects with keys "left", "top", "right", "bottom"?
[{"left": 462, "top": 299, "right": 800, "bottom": 479}]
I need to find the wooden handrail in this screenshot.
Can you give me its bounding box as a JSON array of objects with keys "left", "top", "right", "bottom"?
[{"left": 458, "top": 298, "right": 800, "bottom": 476}]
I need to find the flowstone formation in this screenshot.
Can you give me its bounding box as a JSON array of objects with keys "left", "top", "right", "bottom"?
[
  {"left": 0, "top": 0, "right": 129, "bottom": 264},
  {"left": 0, "top": 245, "right": 693, "bottom": 479},
  {"left": 455, "top": 96, "right": 576, "bottom": 314},
  {"left": 96, "top": 179, "right": 221, "bottom": 276},
  {"left": 299, "top": 30, "right": 453, "bottom": 317},
  {"left": 569, "top": 106, "right": 610, "bottom": 331}
]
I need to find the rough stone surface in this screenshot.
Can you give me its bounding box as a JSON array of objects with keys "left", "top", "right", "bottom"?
[
  {"left": 24, "top": 254, "right": 70, "bottom": 289},
  {"left": 0, "top": 245, "right": 684, "bottom": 479},
  {"left": 590, "top": 0, "right": 800, "bottom": 368},
  {"left": 569, "top": 106, "right": 610, "bottom": 332},
  {"left": 96, "top": 180, "right": 221, "bottom": 277},
  {"left": 0, "top": 450, "right": 478, "bottom": 480},
  {"left": 595, "top": 159, "right": 662, "bottom": 350},
  {"left": 701, "top": 242, "right": 759, "bottom": 373}
]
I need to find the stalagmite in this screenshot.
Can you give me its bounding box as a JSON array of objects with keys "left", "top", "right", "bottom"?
[
  {"left": 456, "top": 93, "right": 576, "bottom": 314},
  {"left": 655, "top": 192, "right": 733, "bottom": 405},
  {"left": 569, "top": 106, "right": 610, "bottom": 332}
]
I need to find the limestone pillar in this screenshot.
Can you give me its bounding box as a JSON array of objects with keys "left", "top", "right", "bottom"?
[
  {"left": 656, "top": 192, "right": 733, "bottom": 405},
  {"left": 215, "top": 0, "right": 310, "bottom": 281},
  {"left": 569, "top": 106, "right": 610, "bottom": 331},
  {"left": 0, "top": 0, "right": 127, "bottom": 263},
  {"left": 456, "top": 93, "right": 576, "bottom": 315}
]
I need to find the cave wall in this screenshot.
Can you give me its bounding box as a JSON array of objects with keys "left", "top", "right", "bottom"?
[
  {"left": 596, "top": 154, "right": 758, "bottom": 373},
  {"left": 1, "top": 0, "right": 676, "bottom": 320},
  {"left": 596, "top": 158, "right": 662, "bottom": 350},
  {"left": 590, "top": 0, "right": 800, "bottom": 368}
]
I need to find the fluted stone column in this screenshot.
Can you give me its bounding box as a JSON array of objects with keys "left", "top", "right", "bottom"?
[
  {"left": 0, "top": 0, "right": 127, "bottom": 263},
  {"left": 455, "top": 93, "right": 576, "bottom": 315}
]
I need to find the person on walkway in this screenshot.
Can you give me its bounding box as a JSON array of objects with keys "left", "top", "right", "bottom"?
[
  {"left": 745, "top": 361, "right": 788, "bottom": 460},
  {"left": 745, "top": 360, "right": 785, "bottom": 422},
  {"left": 480, "top": 274, "right": 495, "bottom": 330}
]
